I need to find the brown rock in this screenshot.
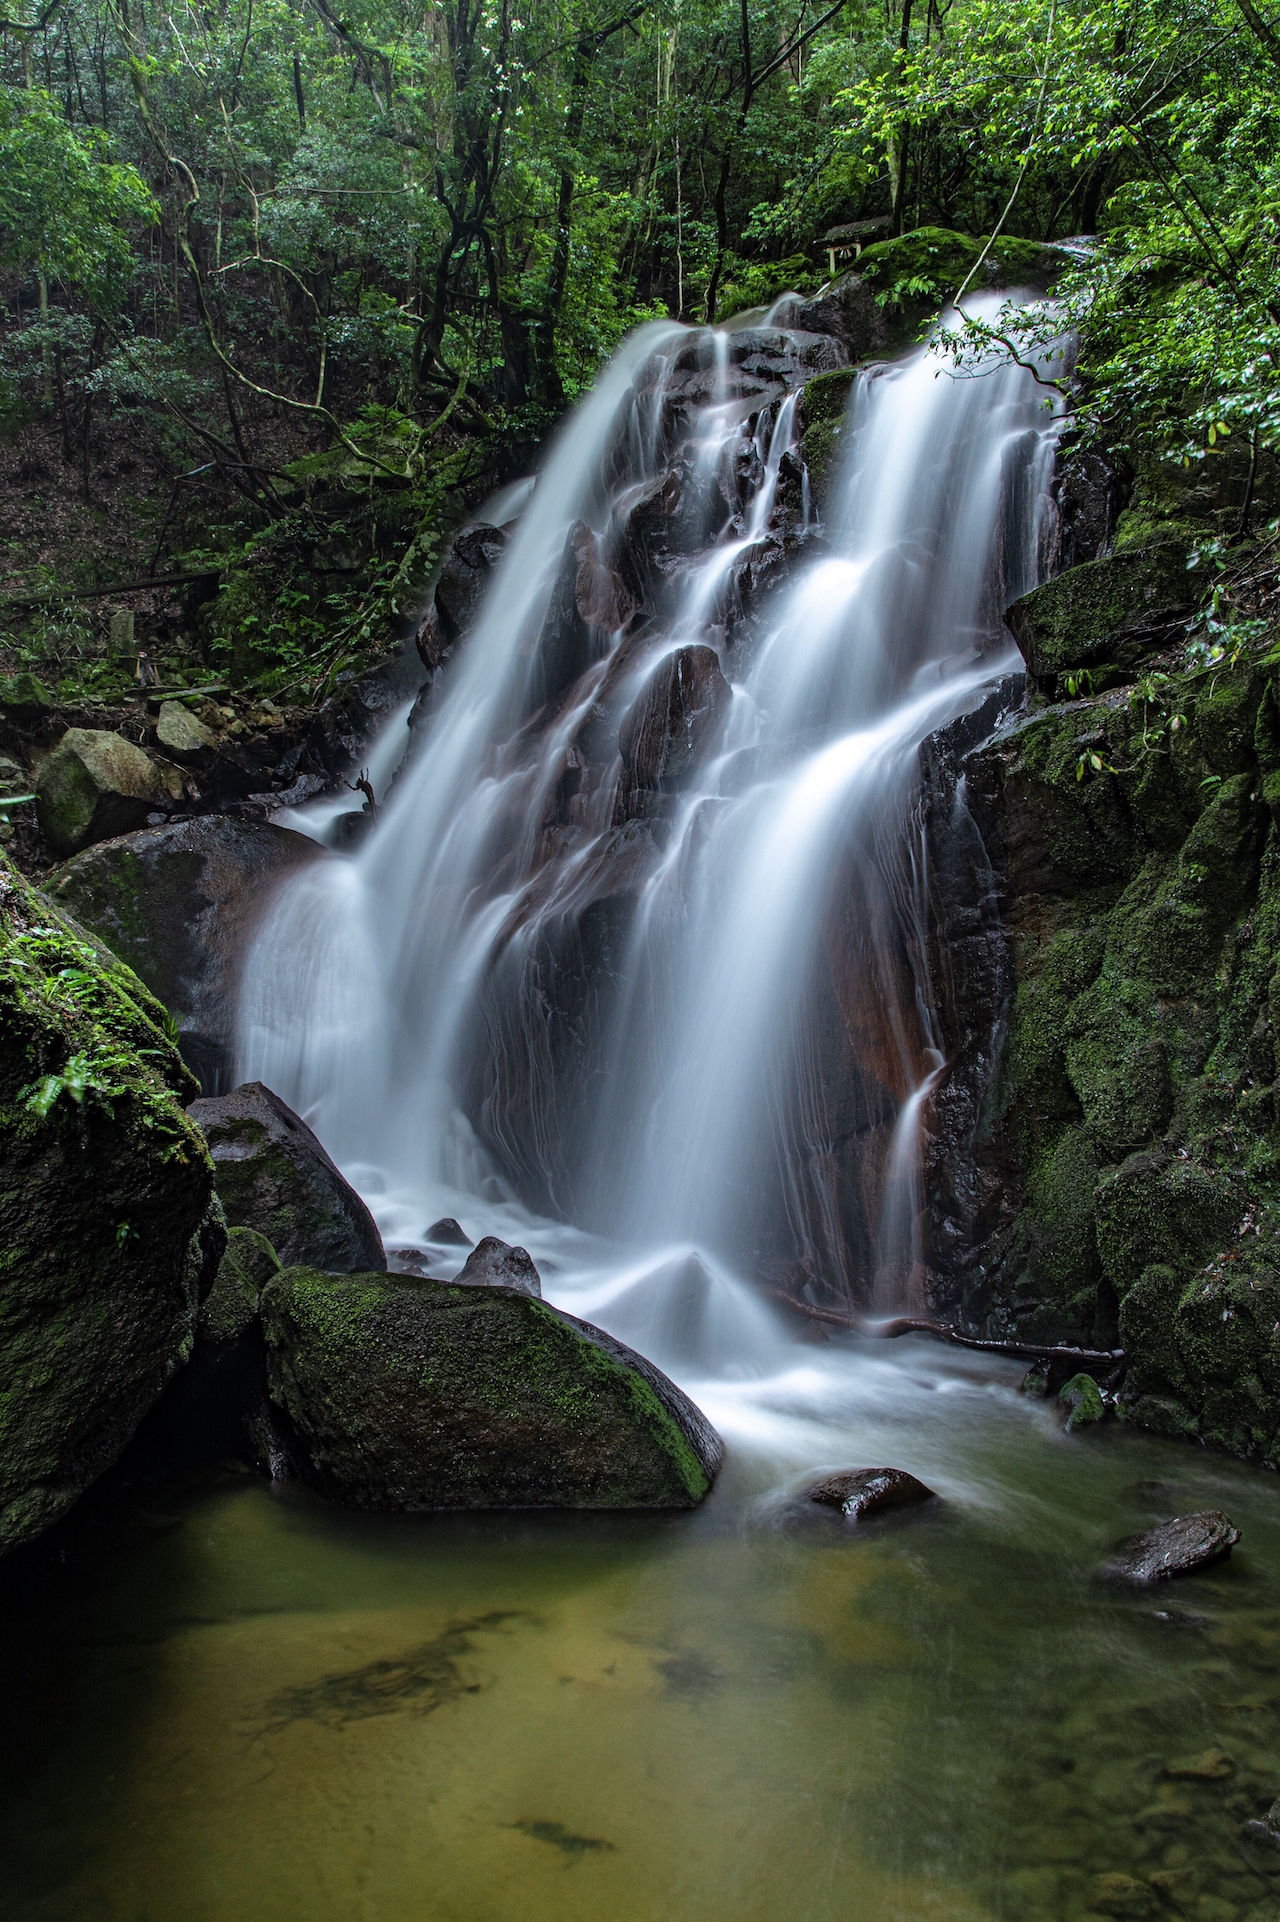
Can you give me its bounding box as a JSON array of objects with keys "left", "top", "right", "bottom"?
[
  {"left": 804, "top": 1466, "right": 935, "bottom": 1521},
  {"left": 453, "top": 1235, "right": 542, "bottom": 1298},
  {"left": 1104, "top": 1511, "right": 1241, "bottom": 1583}
]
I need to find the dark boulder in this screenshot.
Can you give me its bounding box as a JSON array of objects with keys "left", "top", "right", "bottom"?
[
  {"left": 0, "top": 852, "right": 224, "bottom": 1555},
  {"left": 782, "top": 274, "right": 894, "bottom": 363},
  {"left": 1005, "top": 542, "right": 1199, "bottom": 691},
  {"left": 259, "top": 1267, "right": 724, "bottom": 1510},
  {"left": 614, "top": 645, "right": 731, "bottom": 823},
  {"left": 414, "top": 522, "right": 509, "bottom": 671},
  {"left": 187, "top": 1081, "right": 386, "bottom": 1273},
  {"left": 529, "top": 521, "right": 636, "bottom": 711},
  {"left": 1104, "top": 1510, "right": 1241, "bottom": 1582},
  {"left": 426, "top": 1216, "right": 472, "bottom": 1247},
  {"left": 804, "top": 1466, "right": 936, "bottom": 1521},
  {"left": 198, "top": 1224, "right": 282, "bottom": 1346},
  {"left": 454, "top": 1235, "right": 542, "bottom": 1298},
  {"left": 47, "top": 815, "right": 323, "bottom": 1094},
  {"left": 36, "top": 728, "right": 183, "bottom": 857}
]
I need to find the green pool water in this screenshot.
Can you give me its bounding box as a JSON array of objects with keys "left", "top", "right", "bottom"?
[{"left": 4, "top": 1340, "right": 1279, "bottom": 1922}]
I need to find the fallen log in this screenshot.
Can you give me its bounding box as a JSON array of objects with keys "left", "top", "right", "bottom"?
[{"left": 770, "top": 1292, "right": 1124, "bottom": 1373}]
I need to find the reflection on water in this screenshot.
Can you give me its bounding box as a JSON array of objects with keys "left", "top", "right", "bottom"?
[{"left": 5, "top": 1339, "right": 1280, "bottom": 1922}]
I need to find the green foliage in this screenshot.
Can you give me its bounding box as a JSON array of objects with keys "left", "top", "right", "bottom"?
[{"left": 0, "top": 88, "right": 155, "bottom": 299}]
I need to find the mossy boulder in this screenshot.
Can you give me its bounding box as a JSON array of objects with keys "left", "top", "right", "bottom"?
[
  {"left": 187, "top": 1081, "right": 385, "bottom": 1272},
  {"left": 800, "top": 367, "right": 857, "bottom": 515},
  {"left": 0, "top": 671, "right": 54, "bottom": 727},
  {"left": 198, "top": 1224, "right": 281, "bottom": 1346},
  {"left": 1058, "top": 1371, "right": 1105, "bottom": 1431},
  {"left": 36, "top": 728, "right": 182, "bottom": 858},
  {"left": 934, "top": 625, "right": 1280, "bottom": 1457},
  {"left": 0, "top": 851, "right": 224, "bottom": 1554},
  {"left": 259, "top": 1267, "right": 723, "bottom": 1510},
  {"left": 1006, "top": 543, "right": 1199, "bottom": 691},
  {"left": 48, "top": 816, "right": 323, "bottom": 1093}
]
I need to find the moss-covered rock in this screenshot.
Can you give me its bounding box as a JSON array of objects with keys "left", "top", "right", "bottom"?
[
  {"left": 1058, "top": 1372, "right": 1105, "bottom": 1431},
  {"left": 260, "top": 1267, "right": 724, "bottom": 1510},
  {"left": 48, "top": 816, "right": 323, "bottom": 1093},
  {"left": 799, "top": 367, "right": 858, "bottom": 516},
  {"left": 856, "top": 227, "right": 1066, "bottom": 307},
  {"left": 187, "top": 1080, "right": 385, "bottom": 1272},
  {"left": 36, "top": 728, "right": 182, "bottom": 858},
  {"left": 0, "top": 851, "right": 223, "bottom": 1554},
  {"left": 941, "top": 628, "right": 1280, "bottom": 1457},
  {"left": 1006, "top": 543, "right": 1199, "bottom": 691},
  {"left": 0, "top": 671, "right": 54, "bottom": 727},
  {"left": 198, "top": 1225, "right": 281, "bottom": 1346}
]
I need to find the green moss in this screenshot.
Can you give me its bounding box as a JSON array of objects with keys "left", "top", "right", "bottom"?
[
  {"left": 857, "top": 228, "right": 1060, "bottom": 303},
  {"left": 1058, "top": 1372, "right": 1105, "bottom": 1431},
  {"left": 0, "top": 850, "right": 219, "bottom": 1554},
  {"left": 259, "top": 1269, "right": 719, "bottom": 1510},
  {"left": 1006, "top": 544, "right": 1197, "bottom": 685},
  {"left": 800, "top": 368, "right": 857, "bottom": 514}
]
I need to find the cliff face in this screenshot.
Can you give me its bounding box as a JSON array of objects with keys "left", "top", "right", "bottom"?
[{"left": 921, "top": 453, "right": 1280, "bottom": 1462}]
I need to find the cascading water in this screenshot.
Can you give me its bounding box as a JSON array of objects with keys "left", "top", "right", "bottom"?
[{"left": 239, "top": 297, "right": 1061, "bottom": 1402}]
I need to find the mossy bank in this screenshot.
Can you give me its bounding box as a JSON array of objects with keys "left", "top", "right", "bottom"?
[{"left": 0, "top": 851, "right": 224, "bottom": 1554}]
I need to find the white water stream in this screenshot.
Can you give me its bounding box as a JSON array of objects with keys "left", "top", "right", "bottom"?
[{"left": 240, "top": 301, "right": 1062, "bottom": 1454}]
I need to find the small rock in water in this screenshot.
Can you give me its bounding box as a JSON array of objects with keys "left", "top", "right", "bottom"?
[
  {"left": 427, "top": 1217, "right": 473, "bottom": 1248},
  {"left": 1163, "top": 1747, "right": 1234, "bottom": 1781},
  {"left": 1058, "top": 1370, "right": 1105, "bottom": 1431},
  {"left": 804, "top": 1466, "right": 935, "bottom": 1522},
  {"left": 1020, "top": 1360, "right": 1051, "bottom": 1397},
  {"left": 454, "top": 1235, "right": 541, "bottom": 1298},
  {"left": 1244, "top": 1796, "right": 1280, "bottom": 1847},
  {"left": 1104, "top": 1510, "right": 1241, "bottom": 1583},
  {"left": 1087, "top": 1870, "right": 1159, "bottom": 1919}
]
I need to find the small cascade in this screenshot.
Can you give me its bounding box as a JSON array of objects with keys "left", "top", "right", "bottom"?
[{"left": 239, "top": 299, "right": 1061, "bottom": 1377}]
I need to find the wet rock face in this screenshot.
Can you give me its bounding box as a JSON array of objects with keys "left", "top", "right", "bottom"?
[
  {"left": 413, "top": 523, "right": 510, "bottom": 675},
  {"left": 804, "top": 1467, "right": 935, "bottom": 1520},
  {"left": 36, "top": 728, "right": 182, "bottom": 856},
  {"left": 0, "top": 852, "right": 223, "bottom": 1556},
  {"left": 1104, "top": 1511, "right": 1241, "bottom": 1582},
  {"left": 453, "top": 1235, "right": 542, "bottom": 1298},
  {"left": 614, "top": 644, "right": 731, "bottom": 823},
  {"left": 917, "top": 457, "right": 1280, "bottom": 1462},
  {"left": 529, "top": 521, "right": 638, "bottom": 712},
  {"left": 187, "top": 1081, "right": 386, "bottom": 1273},
  {"left": 47, "top": 816, "right": 323, "bottom": 1094},
  {"left": 259, "top": 1268, "right": 724, "bottom": 1510}
]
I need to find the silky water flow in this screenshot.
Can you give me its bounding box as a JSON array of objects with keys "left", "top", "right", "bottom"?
[
  {"left": 240, "top": 301, "right": 1056, "bottom": 1397},
  {"left": 9, "top": 312, "right": 1280, "bottom": 1922}
]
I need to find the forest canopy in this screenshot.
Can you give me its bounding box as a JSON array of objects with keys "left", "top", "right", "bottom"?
[{"left": 0, "top": 0, "right": 1275, "bottom": 684}]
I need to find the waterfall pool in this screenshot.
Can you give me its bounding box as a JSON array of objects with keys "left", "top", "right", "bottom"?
[{"left": 5, "top": 1337, "right": 1277, "bottom": 1922}]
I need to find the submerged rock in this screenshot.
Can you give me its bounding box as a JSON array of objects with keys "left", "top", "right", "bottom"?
[
  {"left": 187, "top": 1081, "right": 386, "bottom": 1273},
  {"left": 453, "top": 1235, "right": 541, "bottom": 1297},
  {"left": 260, "top": 1268, "right": 724, "bottom": 1510},
  {"left": 1104, "top": 1510, "right": 1241, "bottom": 1583},
  {"left": 47, "top": 815, "right": 323, "bottom": 1093},
  {"left": 36, "top": 728, "right": 182, "bottom": 857},
  {"left": 0, "top": 852, "right": 223, "bottom": 1554},
  {"left": 804, "top": 1466, "right": 935, "bottom": 1521},
  {"left": 1086, "top": 1871, "right": 1159, "bottom": 1920}
]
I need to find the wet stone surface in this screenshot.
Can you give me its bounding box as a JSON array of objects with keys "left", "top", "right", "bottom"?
[{"left": 1105, "top": 1510, "right": 1243, "bottom": 1583}]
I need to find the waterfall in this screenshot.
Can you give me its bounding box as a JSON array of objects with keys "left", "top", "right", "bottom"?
[{"left": 239, "top": 301, "right": 1061, "bottom": 1378}]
